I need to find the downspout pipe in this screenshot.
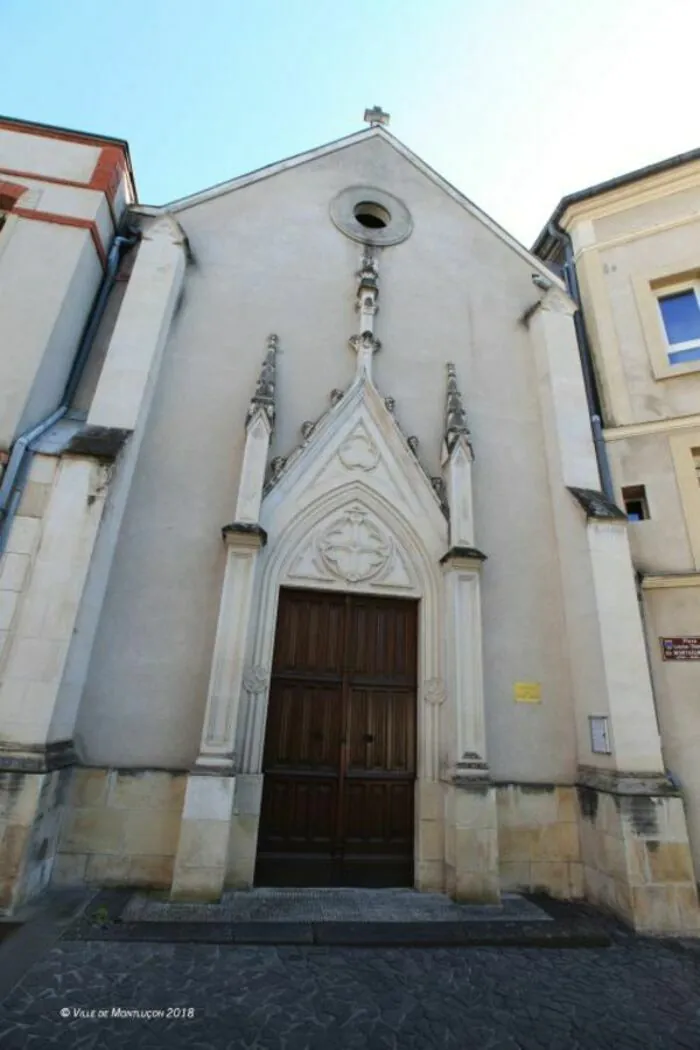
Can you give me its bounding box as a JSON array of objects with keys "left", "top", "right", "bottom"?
[
  {"left": 546, "top": 221, "right": 616, "bottom": 503},
  {"left": 0, "top": 229, "right": 139, "bottom": 556}
]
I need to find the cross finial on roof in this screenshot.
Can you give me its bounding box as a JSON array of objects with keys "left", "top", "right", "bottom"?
[{"left": 364, "top": 105, "right": 390, "bottom": 127}]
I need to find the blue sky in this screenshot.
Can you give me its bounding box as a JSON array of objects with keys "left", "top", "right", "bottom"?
[{"left": 2, "top": 0, "right": 698, "bottom": 244}]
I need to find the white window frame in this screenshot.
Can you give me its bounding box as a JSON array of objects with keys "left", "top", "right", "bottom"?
[
  {"left": 657, "top": 282, "right": 700, "bottom": 364},
  {"left": 633, "top": 265, "right": 700, "bottom": 379}
]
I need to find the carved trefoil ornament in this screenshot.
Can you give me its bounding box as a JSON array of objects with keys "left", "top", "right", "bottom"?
[
  {"left": 243, "top": 666, "right": 270, "bottom": 695},
  {"left": 317, "top": 508, "right": 392, "bottom": 583},
  {"left": 424, "top": 678, "right": 446, "bottom": 705},
  {"left": 245, "top": 334, "right": 278, "bottom": 430},
  {"left": 338, "top": 424, "right": 380, "bottom": 472}
]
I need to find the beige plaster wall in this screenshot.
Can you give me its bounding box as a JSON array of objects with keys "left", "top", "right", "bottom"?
[
  {"left": 607, "top": 434, "right": 694, "bottom": 573},
  {"left": 575, "top": 210, "right": 700, "bottom": 426},
  {"left": 600, "top": 226, "right": 700, "bottom": 418},
  {"left": 0, "top": 129, "right": 101, "bottom": 184},
  {"left": 592, "top": 184, "right": 700, "bottom": 245},
  {"left": 642, "top": 586, "right": 700, "bottom": 878},
  {"left": 0, "top": 219, "right": 102, "bottom": 445},
  {"left": 76, "top": 136, "right": 577, "bottom": 780}
]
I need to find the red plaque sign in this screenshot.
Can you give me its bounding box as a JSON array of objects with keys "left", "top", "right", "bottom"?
[{"left": 661, "top": 637, "right": 700, "bottom": 661}]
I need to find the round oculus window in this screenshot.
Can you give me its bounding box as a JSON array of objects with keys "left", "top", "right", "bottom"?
[
  {"left": 330, "top": 186, "right": 413, "bottom": 246},
  {"left": 353, "top": 201, "right": 391, "bottom": 229}
]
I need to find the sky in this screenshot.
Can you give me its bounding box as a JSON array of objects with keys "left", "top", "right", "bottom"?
[{"left": 2, "top": 0, "right": 699, "bottom": 246}]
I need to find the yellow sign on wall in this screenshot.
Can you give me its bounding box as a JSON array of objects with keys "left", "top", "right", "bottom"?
[{"left": 514, "top": 682, "right": 541, "bottom": 703}]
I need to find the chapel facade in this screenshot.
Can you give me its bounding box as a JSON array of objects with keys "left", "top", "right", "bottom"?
[{"left": 0, "top": 114, "right": 698, "bottom": 933}]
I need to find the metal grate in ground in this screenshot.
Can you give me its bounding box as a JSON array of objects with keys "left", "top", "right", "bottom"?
[{"left": 121, "top": 888, "right": 552, "bottom": 923}]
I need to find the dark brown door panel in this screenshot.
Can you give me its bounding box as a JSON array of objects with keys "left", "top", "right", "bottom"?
[{"left": 255, "top": 588, "right": 417, "bottom": 887}]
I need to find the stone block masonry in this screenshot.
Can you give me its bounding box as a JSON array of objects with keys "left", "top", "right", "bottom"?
[
  {"left": 577, "top": 771, "right": 700, "bottom": 934},
  {"left": 496, "top": 783, "right": 584, "bottom": 900},
  {"left": 51, "top": 769, "right": 186, "bottom": 892}
]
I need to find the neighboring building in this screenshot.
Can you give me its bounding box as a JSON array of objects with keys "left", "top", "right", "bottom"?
[
  {"left": 0, "top": 114, "right": 697, "bottom": 933},
  {"left": 534, "top": 151, "right": 700, "bottom": 896}
]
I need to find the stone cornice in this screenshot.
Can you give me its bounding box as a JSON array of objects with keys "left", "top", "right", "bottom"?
[
  {"left": 0, "top": 739, "right": 76, "bottom": 773},
  {"left": 641, "top": 573, "right": 700, "bottom": 590},
  {"left": 603, "top": 413, "right": 700, "bottom": 442},
  {"left": 577, "top": 765, "right": 679, "bottom": 797}
]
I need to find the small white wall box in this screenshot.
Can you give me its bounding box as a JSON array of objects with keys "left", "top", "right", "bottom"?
[{"left": 589, "top": 715, "right": 611, "bottom": 755}]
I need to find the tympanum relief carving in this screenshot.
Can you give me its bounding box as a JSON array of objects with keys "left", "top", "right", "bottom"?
[
  {"left": 317, "top": 508, "right": 391, "bottom": 582},
  {"left": 285, "top": 501, "right": 415, "bottom": 591}
]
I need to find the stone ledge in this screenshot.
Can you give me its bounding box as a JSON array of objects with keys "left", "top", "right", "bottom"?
[
  {"left": 60, "top": 889, "right": 614, "bottom": 947},
  {"left": 0, "top": 740, "right": 76, "bottom": 773},
  {"left": 452, "top": 776, "right": 493, "bottom": 793},
  {"left": 64, "top": 425, "right": 131, "bottom": 460},
  {"left": 221, "top": 522, "right": 268, "bottom": 547},
  {"left": 439, "top": 545, "right": 487, "bottom": 565},
  {"left": 577, "top": 766, "right": 679, "bottom": 797},
  {"left": 567, "top": 487, "right": 627, "bottom": 521},
  {"left": 63, "top": 917, "right": 611, "bottom": 948}
]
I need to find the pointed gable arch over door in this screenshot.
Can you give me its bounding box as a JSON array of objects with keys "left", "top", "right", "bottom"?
[{"left": 235, "top": 371, "right": 448, "bottom": 785}]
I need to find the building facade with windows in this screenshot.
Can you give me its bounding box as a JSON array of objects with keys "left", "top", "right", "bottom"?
[
  {"left": 535, "top": 151, "right": 700, "bottom": 894},
  {"left": 0, "top": 114, "right": 698, "bottom": 934}
]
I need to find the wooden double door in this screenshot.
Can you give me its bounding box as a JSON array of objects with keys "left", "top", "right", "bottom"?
[{"left": 255, "top": 588, "right": 417, "bottom": 887}]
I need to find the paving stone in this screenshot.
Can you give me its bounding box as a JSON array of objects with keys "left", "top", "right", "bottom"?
[{"left": 0, "top": 935, "right": 699, "bottom": 1048}]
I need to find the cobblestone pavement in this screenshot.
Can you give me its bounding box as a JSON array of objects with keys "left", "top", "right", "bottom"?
[{"left": 1, "top": 937, "right": 700, "bottom": 1049}]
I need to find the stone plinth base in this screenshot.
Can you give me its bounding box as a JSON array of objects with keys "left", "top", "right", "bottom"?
[
  {"left": 0, "top": 767, "right": 70, "bottom": 913},
  {"left": 577, "top": 767, "right": 700, "bottom": 934},
  {"left": 445, "top": 779, "right": 500, "bottom": 904},
  {"left": 225, "top": 774, "right": 262, "bottom": 889},
  {"left": 52, "top": 768, "right": 186, "bottom": 891},
  {"left": 170, "top": 774, "right": 236, "bottom": 902},
  {"left": 496, "top": 783, "right": 583, "bottom": 899}
]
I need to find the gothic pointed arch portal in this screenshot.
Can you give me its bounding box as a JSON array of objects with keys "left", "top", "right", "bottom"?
[{"left": 228, "top": 373, "right": 453, "bottom": 889}]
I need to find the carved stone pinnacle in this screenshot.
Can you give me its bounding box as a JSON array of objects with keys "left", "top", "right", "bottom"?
[
  {"left": 246, "top": 334, "right": 278, "bottom": 430},
  {"left": 444, "top": 361, "right": 471, "bottom": 455}
]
